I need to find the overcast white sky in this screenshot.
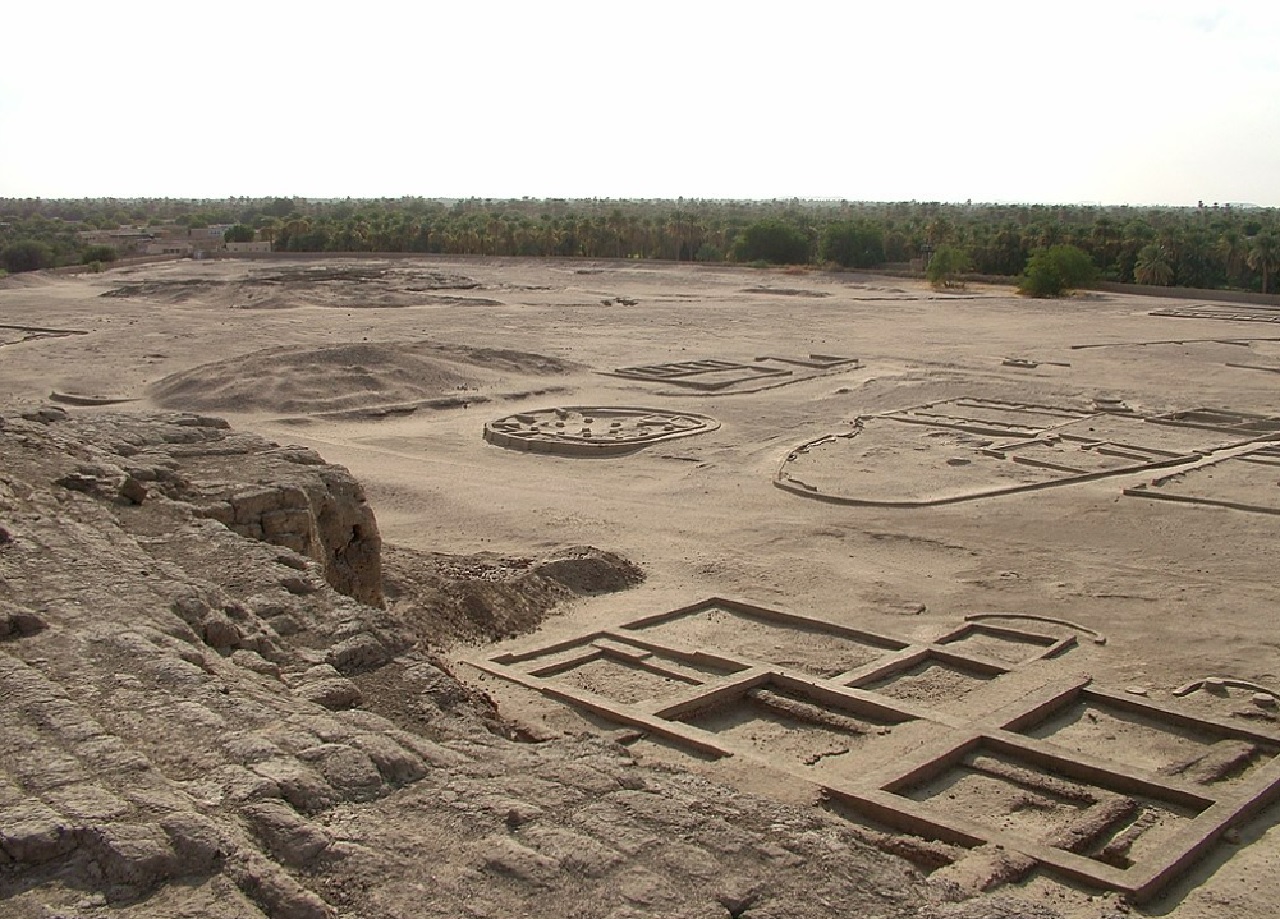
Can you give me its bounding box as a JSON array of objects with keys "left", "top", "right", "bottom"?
[{"left": 2, "top": 1, "right": 1277, "bottom": 206}]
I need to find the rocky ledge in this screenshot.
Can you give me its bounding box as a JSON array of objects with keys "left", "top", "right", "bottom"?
[{"left": 0, "top": 408, "right": 1057, "bottom": 919}]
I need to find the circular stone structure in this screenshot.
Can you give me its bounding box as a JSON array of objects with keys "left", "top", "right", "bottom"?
[{"left": 484, "top": 406, "right": 719, "bottom": 456}]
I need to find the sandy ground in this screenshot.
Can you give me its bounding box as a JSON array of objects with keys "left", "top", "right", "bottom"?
[{"left": 4, "top": 255, "right": 1280, "bottom": 916}]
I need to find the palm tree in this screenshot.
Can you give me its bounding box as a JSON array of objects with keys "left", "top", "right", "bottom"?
[
  {"left": 924, "top": 216, "right": 953, "bottom": 247},
  {"left": 257, "top": 218, "right": 282, "bottom": 246},
  {"left": 1117, "top": 220, "right": 1156, "bottom": 281},
  {"left": 1133, "top": 244, "right": 1174, "bottom": 286},
  {"left": 1030, "top": 221, "right": 1064, "bottom": 250},
  {"left": 277, "top": 218, "right": 310, "bottom": 252},
  {"left": 540, "top": 217, "right": 560, "bottom": 257},
  {"left": 1246, "top": 232, "right": 1280, "bottom": 294},
  {"left": 1217, "top": 228, "right": 1246, "bottom": 287}
]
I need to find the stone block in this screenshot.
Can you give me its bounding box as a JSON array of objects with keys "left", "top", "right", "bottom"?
[
  {"left": 226, "top": 853, "right": 337, "bottom": 919},
  {"left": 223, "top": 732, "right": 286, "bottom": 765},
  {"left": 119, "top": 476, "right": 148, "bottom": 505},
  {"left": 232, "top": 487, "right": 283, "bottom": 524},
  {"left": 295, "top": 713, "right": 356, "bottom": 742},
  {"left": 192, "top": 764, "right": 282, "bottom": 806},
  {"left": 203, "top": 615, "right": 242, "bottom": 650},
  {"left": 161, "top": 811, "right": 231, "bottom": 875},
  {"left": 281, "top": 575, "right": 321, "bottom": 596},
  {"left": 77, "top": 735, "right": 152, "bottom": 776},
  {"left": 261, "top": 508, "right": 313, "bottom": 539},
  {"left": 250, "top": 759, "right": 334, "bottom": 814},
  {"left": 14, "top": 751, "right": 89, "bottom": 792},
  {"left": 478, "top": 835, "right": 559, "bottom": 884},
  {"left": 86, "top": 822, "right": 178, "bottom": 887},
  {"left": 296, "top": 678, "right": 362, "bottom": 711},
  {"left": 196, "top": 502, "right": 236, "bottom": 525},
  {"left": 242, "top": 801, "right": 332, "bottom": 867},
  {"left": 0, "top": 801, "right": 78, "bottom": 863},
  {"left": 350, "top": 733, "right": 427, "bottom": 786},
  {"left": 266, "top": 613, "right": 301, "bottom": 637},
  {"left": 296, "top": 744, "right": 382, "bottom": 794},
  {"left": 171, "top": 594, "right": 212, "bottom": 626},
  {"left": 325, "top": 633, "right": 389, "bottom": 673},
  {"left": 385, "top": 730, "right": 471, "bottom": 769},
  {"left": 271, "top": 534, "right": 310, "bottom": 554},
  {"left": 231, "top": 649, "right": 282, "bottom": 678},
  {"left": 42, "top": 782, "right": 131, "bottom": 822},
  {"left": 0, "top": 610, "right": 47, "bottom": 639}
]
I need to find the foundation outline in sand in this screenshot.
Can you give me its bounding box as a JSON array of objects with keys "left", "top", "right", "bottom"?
[
  {"left": 47, "top": 391, "right": 139, "bottom": 406},
  {"left": 470, "top": 597, "right": 1280, "bottom": 902},
  {"left": 1150, "top": 305, "right": 1280, "bottom": 323},
  {"left": 1124, "top": 443, "right": 1280, "bottom": 516},
  {"left": 1146, "top": 409, "right": 1280, "bottom": 436},
  {"left": 0, "top": 324, "right": 89, "bottom": 347},
  {"left": 483, "top": 406, "right": 720, "bottom": 456},
  {"left": 774, "top": 398, "right": 1275, "bottom": 508},
  {"left": 602, "top": 353, "right": 859, "bottom": 396}
]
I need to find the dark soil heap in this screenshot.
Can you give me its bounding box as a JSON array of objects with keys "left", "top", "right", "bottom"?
[{"left": 149, "top": 341, "right": 581, "bottom": 415}]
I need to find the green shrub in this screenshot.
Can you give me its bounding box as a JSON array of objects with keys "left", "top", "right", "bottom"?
[
  {"left": 819, "top": 221, "right": 885, "bottom": 269},
  {"left": 694, "top": 243, "right": 724, "bottom": 262},
  {"left": 81, "top": 244, "right": 118, "bottom": 265},
  {"left": 1017, "top": 244, "right": 1096, "bottom": 297},
  {"left": 732, "top": 219, "right": 811, "bottom": 265},
  {"left": 926, "top": 245, "right": 971, "bottom": 289},
  {"left": 1, "top": 240, "right": 54, "bottom": 273}
]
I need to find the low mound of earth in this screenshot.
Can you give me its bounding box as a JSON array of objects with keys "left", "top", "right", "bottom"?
[
  {"left": 0, "top": 406, "right": 1060, "bottom": 919},
  {"left": 382, "top": 545, "right": 645, "bottom": 646},
  {"left": 100, "top": 265, "right": 494, "bottom": 309},
  {"left": 739, "top": 286, "right": 831, "bottom": 298},
  {"left": 150, "top": 341, "right": 582, "bottom": 414},
  {"left": 0, "top": 273, "right": 61, "bottom": 290}
]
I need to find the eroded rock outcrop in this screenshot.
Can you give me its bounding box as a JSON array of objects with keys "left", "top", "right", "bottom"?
[
  {"left": 6, "top": 406, "right": 382, "bottom": 606},
  {"left": 0, "top": 407, "right": 1061, "bottom": 919}
]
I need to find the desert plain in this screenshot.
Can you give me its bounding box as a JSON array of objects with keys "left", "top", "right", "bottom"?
[{"left": 3, "top": 255, "right": 1280, "bottom": 918}]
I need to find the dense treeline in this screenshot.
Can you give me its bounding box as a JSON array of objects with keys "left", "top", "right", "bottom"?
[{"left": 2, "top": 197, "right": 1279, "bottom": 293}]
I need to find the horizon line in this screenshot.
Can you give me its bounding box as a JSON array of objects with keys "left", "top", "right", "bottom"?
[{"left": 0, "top": 195, "right": 1272, "bottom": 210}]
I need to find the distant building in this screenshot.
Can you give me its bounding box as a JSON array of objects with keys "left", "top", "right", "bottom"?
[
  {"left": 77, "top": 227, "right": 153, "bottom": 255},
  {"left": 142, "top": 225, "right": 265, "bottom": 257},
  {"left": 80, "top": 224, "right": 270, "bottom": 258}
]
